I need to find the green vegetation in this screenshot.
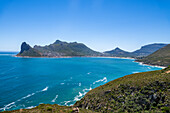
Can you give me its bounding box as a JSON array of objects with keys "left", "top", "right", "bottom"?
[
  {"left": 34, "top": 40, "right": 101, "bottom": 57},
  {"left": 2, "top": 104, "right": 96, "bottom": 113},
  {"left": 74, "top": 66, "right": 170, "bottom": 112},
  {"left": 136, "top": 44, "right": 170, "bottom": 66}
]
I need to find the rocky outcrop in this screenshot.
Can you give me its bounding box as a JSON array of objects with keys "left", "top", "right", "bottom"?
[{"left": 17, "top": 42, "right": 42, "bottom": 57}]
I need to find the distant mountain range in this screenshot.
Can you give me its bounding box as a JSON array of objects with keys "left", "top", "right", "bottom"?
[
  {"left": 17, "top": 40, "right": 168, "bottom": 59},
  {"left": 104, "top": 43, "right": 167, "bottom": 57},
  {"left": 136, "top": 44, "right": 170, "bottom": 66},
  {"left": 104, "top": 47, "right": 133, "bottom": 57},
  {"left": 17, "top": 40, "right": 102, "bottom": 57}
]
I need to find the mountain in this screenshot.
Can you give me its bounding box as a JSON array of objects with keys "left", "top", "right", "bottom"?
[
  {"left": 17, "top": 40, "right": 102, "bottom": 57},
  {"left": 104, "top": 43, "right": 167, "bottom": 57},
  {"left": 132, "top": 43, "right": 167, "bottom": 57},
  {"left": 74, "top": 66, "right": 170, "bottom": 112},
  {"left": 7, "top": 67, "right": 170, "bottom": 113},
  {"left": 16, "top": 42, "right": 42, "bottom": 57},
  {"left": 136, "top": 44, "right": 170, "bottom": 66},
  {"left": 104, "top": 47, "right": 132, "bottom": 57}
]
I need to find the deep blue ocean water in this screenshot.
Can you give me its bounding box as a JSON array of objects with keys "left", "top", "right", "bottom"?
[{"left": 0, "top": 52, "right": 162, "bottom": 111}]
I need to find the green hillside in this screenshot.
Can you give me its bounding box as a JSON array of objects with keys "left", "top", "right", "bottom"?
[
  {"left": 74, "top": 67, "right": 170, "bottom": 113},
  {"left": 136, "top": 44, "right": 170, "bottom": 66},
  {"left": 34, "top": 40, "right": 101, "bottom": 57}
]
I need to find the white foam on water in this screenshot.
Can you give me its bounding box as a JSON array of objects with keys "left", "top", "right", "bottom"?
[
  {"left": 87, "top": 72, "right": 91, "bottom": 75},
  {"left": 51, "top": 95, "right": 58, "bottom": 102},
  {"left": 41, "top": 86, "right": 48, "bottom": 92},
  {"left": 79, "top": 83, "right": 81, "bottom": 86},
  {"left": 132, "top": 72, "right": 139, "bottom": 74},
  {"left": 147, "top": 67, "right": 151, "bottom": 69},
  {"left": 0, "top": 86, "right": 48, "bottom": 111},
  {"left": 93, "top": 77, "right": 107, "bottom": 84},
  {"left": 25, "top": 106, "right": 36, "bottom": 109},
  {"left": 64, "top": 101, "right": 71, "bottom": 106},
  {"left": 60, "top": 83, "right": 64, "bottom": 85},
  {"left": 74, "top": 86, "right": 92, "bottom": 102}
]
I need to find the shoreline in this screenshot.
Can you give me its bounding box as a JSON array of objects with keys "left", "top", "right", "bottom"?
[
  {"left": 1, "top": 56, "right": 167, "bottom": 112},
  {"left": 14, "top": 55, "right": 166, "bottom": 68},
  {"left": 14, "top": 55, "right": 135, "bottom": 59},
  {"left": 134, "top": 61, "right": 166, "bottom": 69}
]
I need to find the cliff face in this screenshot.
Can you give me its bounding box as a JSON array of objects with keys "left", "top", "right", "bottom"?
[{"left": 17, "top": 42, "right": 42, "bottom": 57}]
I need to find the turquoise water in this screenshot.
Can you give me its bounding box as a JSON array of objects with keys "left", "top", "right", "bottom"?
[{"left": 0, "top": 53, "right": 162, "bottom": 111}]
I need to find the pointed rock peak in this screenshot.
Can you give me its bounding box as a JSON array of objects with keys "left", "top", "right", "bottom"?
[
  {"left": 115, "top": 47, "right": 121, "bottom": 51},
  {"left": 53, "top": 40, "right": 62, "bottom": 44},
  {"left": 20, "top": 42, "right": 31, "bottom": 54}
]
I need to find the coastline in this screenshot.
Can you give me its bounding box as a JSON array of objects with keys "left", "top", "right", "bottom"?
[
  {"left": 1, "top": 55, "right": 167, "bottom": 112},
  {"left": 134, "top": 61, "right": 166, "bottom": 69},
  {"left": 14, "top": 55, "right": 135, "bottom": 59},
  {"left": 14, "top": 55, "right": 166, "bottom": 68}
]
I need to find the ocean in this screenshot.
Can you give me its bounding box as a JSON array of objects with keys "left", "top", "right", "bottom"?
[{"left": 0, "top": 52, "right": 162, "bottom": 111}]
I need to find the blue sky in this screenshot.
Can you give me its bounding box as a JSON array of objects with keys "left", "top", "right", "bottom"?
[{"left": 0, "top": 0, "right": 170, "bottom": 52}]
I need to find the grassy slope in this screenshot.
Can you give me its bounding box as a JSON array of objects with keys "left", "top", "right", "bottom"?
[
  {"left": 74, "top": 67, "right": 170, "bottom": 113},
  {"left": 136, "top": 44, "right": 170, "bottom": 66}
]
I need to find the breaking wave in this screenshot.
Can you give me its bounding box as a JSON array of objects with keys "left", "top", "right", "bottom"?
[
  {"left": 93, "top": 77, "right": 107, "bottom": 84},
  {"left": 0, "top": 86, "right": 48, "bottom": 111},
  {"left": 51, "top": 95, "right": 58, "bottom": 102}
]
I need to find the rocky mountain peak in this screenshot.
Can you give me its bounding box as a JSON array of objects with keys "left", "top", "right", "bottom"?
[{"left": 20, "top": 42, "right": 31, "bottom": 54}]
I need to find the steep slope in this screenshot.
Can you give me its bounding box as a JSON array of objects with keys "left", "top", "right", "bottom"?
[
  {"left": 132, "top": 43, "right": 167, "bottom": 57},
  {"left": 74, "top": 66, "right": 170, "bottom": 113},
  {"left": 136, "top": 44, "right": 170, "bottom": 66},
  {"left": 16, "top": 42, "right": 42, "bottom": 57},
  {"left": 104, "top": 47, "right": 132, "bottom": 57}
]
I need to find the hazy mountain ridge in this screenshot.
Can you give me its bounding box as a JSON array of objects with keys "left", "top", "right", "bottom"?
[
  {"left": 136, "top": 44, "right": 170, "bottom": 66},
  {"left": 104, "top": 43, "right": 167, "bottom": 57},
  {"left": 132, "top": 43, "right": 168, "bottom": 57}
]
